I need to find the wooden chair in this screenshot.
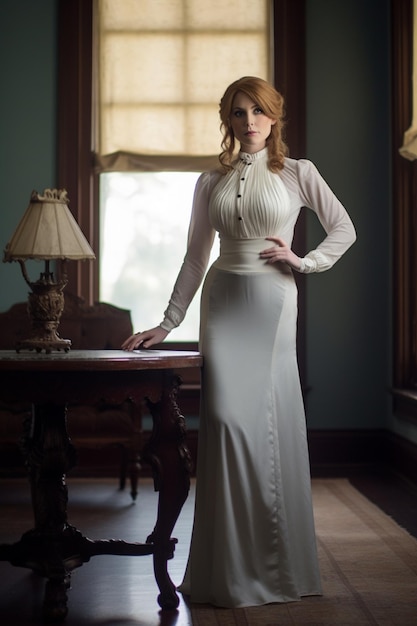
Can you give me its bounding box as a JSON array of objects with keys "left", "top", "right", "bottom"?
[{"left": 0, "top": 292, "right": 142, "bottom": 499}]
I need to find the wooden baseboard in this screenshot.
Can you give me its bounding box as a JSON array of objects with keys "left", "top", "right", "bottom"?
[
  {"left": 1, "top": 429, "right": 416, "bottom": 487},
  {"left": 308, "top": 428, "right": 385, "bottom": 475},
  {"left": 308, "top": 428, "right": 417, "bottom": 485},
  {"left": 0, "top": 430, "right": 199, "bottom": 481},
  {"left": 379, "top": 430, "right": 417, "bottom": 485}
]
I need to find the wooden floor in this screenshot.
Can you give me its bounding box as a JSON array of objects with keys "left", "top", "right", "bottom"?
[
  {"left": 1, "top": 469, "right": 417, "bottom": 626},
  {"left": 348, "top": 466, "right": 417, "bottom": 539},
  {"left": 0, "top": 476, "right": 195, "bottom": 626},
  {"left": 316, "top": 465, "right": 417, "bottom": 539}
]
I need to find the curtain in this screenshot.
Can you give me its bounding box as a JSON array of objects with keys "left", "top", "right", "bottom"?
[
  {"left": 95, "top": 0, "right": 270, "bottom": 171},
  {"left": 399, "top": 0, "right": 417, "bottom": 160}
]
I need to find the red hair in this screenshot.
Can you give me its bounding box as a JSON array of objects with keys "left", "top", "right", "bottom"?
[{"left": 218, "top": 76, "right": 288, "bottom": 173}]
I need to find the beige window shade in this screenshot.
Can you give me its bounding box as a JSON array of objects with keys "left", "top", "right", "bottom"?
[
  {"left": 96, "top": 0, "right": 270, "bottom": 171},
  {"left": 399, "top": 0, "right": 417, "bottom": 160}
]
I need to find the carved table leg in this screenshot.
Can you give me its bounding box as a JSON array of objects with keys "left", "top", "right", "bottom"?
[
  {"left": 0, "top": 368, "right": 195, "bottom": 620},
  {"left": 11, "top": 403, "right": 76, "bottom": 622},
  {"left": 144, "top": 373, "right": 193, "bottom": 609},
  {"left": 0, "top": 402, "right": 160, "bottom": 622}
]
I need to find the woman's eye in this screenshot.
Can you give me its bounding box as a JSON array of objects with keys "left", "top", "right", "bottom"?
[
  {"left": 233, "top": 110, "right": 243, "bottom": 118},
  {"left": 254, "top": 107, "right": 264, "bottom": 114}
]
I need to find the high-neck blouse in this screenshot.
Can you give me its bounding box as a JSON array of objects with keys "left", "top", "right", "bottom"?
[
  {"left": 160, "top": 152, "right": 356, "bottom": 331},
  {"left": 208, "top": 148, "right": 291, "bottom": 240}
]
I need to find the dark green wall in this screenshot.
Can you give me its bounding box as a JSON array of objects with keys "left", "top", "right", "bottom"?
[
  {"left": 304, "top": 0, "right": 392, "bottom": 431},
  {"left": 0, "top": 0, "right": 58, "bottom": 306}
]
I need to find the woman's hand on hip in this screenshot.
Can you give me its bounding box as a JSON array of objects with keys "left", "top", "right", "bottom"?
[
  {"left": 122, "top": 326, "right": 169, "bottom": 351},
  {"left": 260, "top": 237, "right": 302, "bottom": 270}
]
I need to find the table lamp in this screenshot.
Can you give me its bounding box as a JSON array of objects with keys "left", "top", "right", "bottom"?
[{"left": 3, "top": 188, "right": 96, "bottom": 353}]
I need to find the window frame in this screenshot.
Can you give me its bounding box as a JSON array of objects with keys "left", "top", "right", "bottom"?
[
  {"left": 392, "top": 0, "right": 417, "bottom": 420},
  {"left": 58, "top": 0, "right": 98, "bottom": 304}
]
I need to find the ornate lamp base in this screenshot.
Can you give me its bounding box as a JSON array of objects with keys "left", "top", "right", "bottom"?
[
  {"left": 16, "top": 335, "right": 71, "bottom": 354},
  {"left": 16, "top": 270, "right": 72, "bottom": 354}
]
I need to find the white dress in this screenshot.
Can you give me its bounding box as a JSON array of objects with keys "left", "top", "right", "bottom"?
[{"left": 160, "top": 148, "right": 356, "bottom": 608}]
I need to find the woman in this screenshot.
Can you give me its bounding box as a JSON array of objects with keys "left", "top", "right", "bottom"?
[{"left": 122, "top": 76, "right": 356, "bottom": 608}]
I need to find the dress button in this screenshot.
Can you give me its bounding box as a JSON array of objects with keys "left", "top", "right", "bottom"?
[{"left": 237, "top": 194, "right": 241, "bottom": 198}]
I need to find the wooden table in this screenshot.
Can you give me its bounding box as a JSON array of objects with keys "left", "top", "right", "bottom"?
[{"left": 0, "top": 349, "right": 202, "bottom": 622}]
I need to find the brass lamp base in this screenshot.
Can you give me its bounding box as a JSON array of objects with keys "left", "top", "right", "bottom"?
[{"left": 16, "top": 267, "right": 72, "bottom": 354}]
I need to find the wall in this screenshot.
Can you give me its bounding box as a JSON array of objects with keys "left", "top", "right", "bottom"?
[
  {"left": 0, "top": 0, "right": 412, "bottom": 440},
  {"left": 304, "top": 0, "right": 393, "bottom": 431},
  {"left": 0, "top": 0, "right": 58, "bottom": 308}
]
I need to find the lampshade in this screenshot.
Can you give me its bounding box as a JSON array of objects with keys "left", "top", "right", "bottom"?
[
  {"left": 4, "top": 188, "right": 95, "bottom": 261},
  {"left": 3, "top": 188, "right": 96, "bottom": 353}
]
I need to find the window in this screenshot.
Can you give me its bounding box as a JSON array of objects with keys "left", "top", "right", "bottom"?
[
  {"left": 95, "top": 0, "right": 269, "bottom": 339},
  {"left": 57, "top": 0, "right": 307, "bottom": 351},
  {"left": 99, "top": 170, "right": 218, "bottom": 339}
]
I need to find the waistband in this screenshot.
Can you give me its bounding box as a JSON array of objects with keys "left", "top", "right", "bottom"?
[{"left": 212, "top": 238, "right": 292, "bottom": 275}]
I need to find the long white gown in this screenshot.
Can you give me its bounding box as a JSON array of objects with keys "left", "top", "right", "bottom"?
[{"left": 160, "top": 148, "right": 356, "bottom": 608}]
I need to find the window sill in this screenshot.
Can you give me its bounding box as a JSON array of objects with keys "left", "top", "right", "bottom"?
[{"left": 392, "top": 388, "right": 417, "bottom": 422}]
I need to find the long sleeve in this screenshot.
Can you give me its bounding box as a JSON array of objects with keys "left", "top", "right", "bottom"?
[
  {"left": 160, "top": 171, "right": 218, "bottom": 332},
  {"left": 290, "top": 159, "right": 356, "bottom": 273}
]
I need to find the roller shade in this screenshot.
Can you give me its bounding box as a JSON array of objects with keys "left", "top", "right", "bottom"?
[{"left": 96, "top": 0, "right": 270, "bottom": 171}]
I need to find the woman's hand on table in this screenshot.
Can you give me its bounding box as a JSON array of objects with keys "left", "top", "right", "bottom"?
[{"left": 122, "top": 326, "right": 169, "bottom": 351}]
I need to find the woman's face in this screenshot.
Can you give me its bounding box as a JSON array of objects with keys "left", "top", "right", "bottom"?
[{"left": 229, "top": 91, "right": 276, "bottom": 153}]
